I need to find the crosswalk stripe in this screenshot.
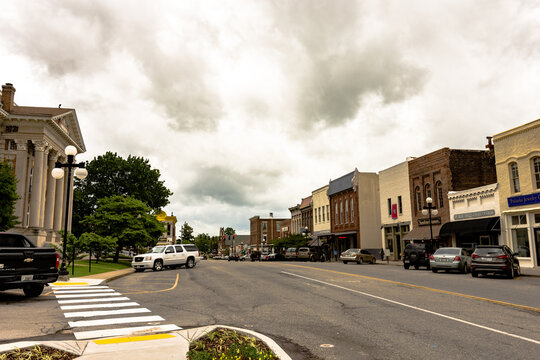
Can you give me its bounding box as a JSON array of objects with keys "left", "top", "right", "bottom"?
[
  {"left": 53, "top": 289, "right": 115, "bottom": 294},
  {"left": 73, "top": 324, "right": 182, "bottom": 340},
  {"left": 68, "top": 315, "right": 164, "bottom": 328},
  {"left": 55, "top": 292, "right": 122, "bottom": 299},
  {"left": 58, "top": 297, "right": 130, "bottom": 304},
  {"left": 61, "top": 302, "right": 139, "bottom": 310},
  {"left": 64, "top": 307, "right": 151, "bottom": 318},
  {"left": 52, "top": 286, "right": 110, "bottom": 290}
]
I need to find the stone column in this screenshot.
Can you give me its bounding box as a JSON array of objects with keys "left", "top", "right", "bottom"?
[
  {"left": 53, "top": 160, "right": 65, "bottom": 232},
  {"left": 39, "top": 147, "right": 51, "bottom": 227},
  {"left": 13, "top": 140, "right": 28, "bottom": 224},
  {"left": 29, "top": 141, "right": 48, "bottom": 228},
  {"left": 43, "top": 153, "right": 58, "bottom": 230}
]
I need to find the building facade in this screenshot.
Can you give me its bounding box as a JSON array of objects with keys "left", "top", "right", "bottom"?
[
  {"left": 404, "top": 146, "right": 496, "bottom": 248},
  {"left": 288, "top": 204, "right": 301, "bottom": 235},
  {"left": 0, "top": 83, "right": 86, "bottom": 246},
  {"left": 249, "top": 214, "right": 290, "bottom": 251},
  {"left": 312, "top": 185, "right": 331, "bottom": 246},
  {"left": 299, "top": 196, "right": 313, "bottom": 235},
  {"left": 440, "top": 183, "right": 501, "bottom": 249},
  {"left": 493, "top": 119, "right": 540, "bottom": 268},
  {"left": 155, "top": 210, "right": 177, "bottom": 244},
  {"left": 379, "top": 160, "right": 413, "bottom": 260}
]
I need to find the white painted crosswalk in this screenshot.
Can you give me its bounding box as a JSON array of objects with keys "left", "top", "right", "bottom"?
[{"left": 52, "top": 283, "right": 181, "bottom": 340}]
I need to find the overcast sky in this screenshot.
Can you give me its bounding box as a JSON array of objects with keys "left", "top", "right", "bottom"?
[{"left": 2, "top": 0, "right": 540, "bottom": 235}]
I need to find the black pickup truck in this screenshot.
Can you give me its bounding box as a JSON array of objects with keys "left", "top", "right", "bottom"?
[{"left": 0, "top": 233, "right": 59, "bottom": 297}]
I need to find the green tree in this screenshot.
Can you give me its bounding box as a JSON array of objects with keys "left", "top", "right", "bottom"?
[
  {"left": 193, "top": 233, "right": 218, "bottom": 253},
  {"left": 224, "top": 227, "right": 236, "bottom": 235},
  {"left": 179, "top": 222, "right": 194, "bottom": 244},
  {"left": 0, "top": 162, "right": 19, "bottom": 231},
  {"left": 73, "top": 152, "right": 173, "bottom": 236},
  {"left": 81, "top": 195, "right": 164, "bottom": 262},
  {"left": 78, "top": 232, "right": 117, "bottom": 262},
  {"left": 271, "top": 234, "right": 308, "bottom": 251},
  {"left": 51, "top": 231, "right": 85, "bottom": 270}
]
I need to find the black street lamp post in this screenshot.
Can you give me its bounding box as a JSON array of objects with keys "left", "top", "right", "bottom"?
[
  {"left": 52, "top": 145, "right": 88, "bottom": 279},
  {"left": 421, "top": 197, "right": 439, "bottom": 243}
]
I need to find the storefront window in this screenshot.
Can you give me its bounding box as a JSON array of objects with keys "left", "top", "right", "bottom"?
[
  {"left": 511, "top": 215, "right": 527, "bottom": 225},
  {"left": 512, "top": 228, "right": 530, "bottom": 257}
]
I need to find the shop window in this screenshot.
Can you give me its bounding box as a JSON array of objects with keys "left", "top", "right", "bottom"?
[
  {"left": 509, "top": 162, "right": 520, "bottom": 193},
  {"left": 415, "top": 186, "right": 422, "bottom": 213},
  {"left": 335, "top": 203, "right": 338, "bottom": 224},
  {"left": 340, "top": 201, "right": 343, "bottom": 224},
  {"left": 318, "top": 207, "right": 321, "bottom": 223},
  {"left": 436, "top": 182, "right": 443, "bottom": 208},
  {"left": 322, "top": 206, "right": 325, "bottom": 222},
  {"left": 512, "top": 228, "right": 530, "bottom": 257},
  {"left": 533, "top": 157, "right": 540, "bottom": 190},
  {"left": 534, "top": 213, "right": 539, "bottom": 224},
  {"left": 345, "top": 199, "right": 349, "bottom": 223},
  {"left": 511, "top": 215, "right": 527, "bottom": 225},
  {"left": 350, "top": 198, "right": 354, "bottom": 223},
  {"left": 425, "top": 183, "right": 432, "bottom": 199}
]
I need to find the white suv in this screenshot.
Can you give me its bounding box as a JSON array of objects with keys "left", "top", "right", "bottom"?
[{"left": 132, "top": 244, "right": 200, "bottom": 272}]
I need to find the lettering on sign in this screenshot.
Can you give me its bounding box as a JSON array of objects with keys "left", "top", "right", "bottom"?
[
  {"left": 418, "top": 217, "right": 441, "bottom": 226},
  {"left": 454, "top": 210, "right": 496, "bottom": 220},
  {"left": 507, "top": 193, "right": 540, "bottom": 207}
]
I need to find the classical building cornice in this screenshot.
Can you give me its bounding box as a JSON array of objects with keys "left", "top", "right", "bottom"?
[
  {"left": 493, "top": 118, "right": 540, "bottom": 142},
  {"left": 447, "top": 183, "right": 498, "bottom": 200}
]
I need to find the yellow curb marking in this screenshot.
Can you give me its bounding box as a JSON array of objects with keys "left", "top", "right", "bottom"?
[
  {"left": 93, "top": 333, "right": 175, "bottom": 345},
  {"left": 123, "top": 273, "right": 179, "bottom": 295},
  {"left": 283, "top": 264, "right": 540, "bottom": 313},
  {"left": 52, "top": 282, "right": 89, "bottom": 286}
]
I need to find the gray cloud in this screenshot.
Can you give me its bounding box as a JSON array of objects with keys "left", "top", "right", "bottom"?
[{"left": 183, "top": 165, "right": 282, "bottom": 207}]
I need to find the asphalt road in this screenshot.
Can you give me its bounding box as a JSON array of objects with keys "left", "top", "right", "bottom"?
[{"left": 1, "top": 260, "right": 539, "bottom": 359}]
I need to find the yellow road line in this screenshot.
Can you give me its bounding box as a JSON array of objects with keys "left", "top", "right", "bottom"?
[
  {"left": 284, "top": 264, "right": 540, "bottom": 313},
  {"left": 93, "top": 333, "right": 175, "bottom": 345},
  {"left": 52, "top": 282, "right": 89, "bottom": 286},
  {"left": 123, "top": 273, "right": 179, "bottom": 295}
]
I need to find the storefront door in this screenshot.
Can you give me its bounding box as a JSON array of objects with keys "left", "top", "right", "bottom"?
[{"left": 535, "top": 229, "right": 540, "bottom": 266}]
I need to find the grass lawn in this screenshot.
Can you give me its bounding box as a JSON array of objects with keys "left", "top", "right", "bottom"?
[{"left": 68, "top": 259, "right": 132, "bottom": 278}]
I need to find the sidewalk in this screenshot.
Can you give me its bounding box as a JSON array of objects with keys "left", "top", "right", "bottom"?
[{"left": 0, "top": 269, "right": 292, "bottom": 360}]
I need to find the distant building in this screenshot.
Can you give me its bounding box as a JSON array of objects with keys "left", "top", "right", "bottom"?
[
  {"left": 288, "top": 204, "right": 301, "bottom": 235},
  {"left": 312, "top": 185, "right": 330, "bottom": 246},
  {"left": 299, "top": 195, "right": 313, "bottom": 235},
  {"left": 249, "top": 214, "right": 290, "bottom": 251},
  {"left": 155, "top": 210, "right": 177, "bottom": 244},
  {"left": 0, "top": 83, "right": 86, "bottom": 246}
]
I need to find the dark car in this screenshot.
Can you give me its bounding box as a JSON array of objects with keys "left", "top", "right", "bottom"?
[
  {"left": 471, "top": 245, "right": 521, "bottom": 279},
  {"left": 250, "top": 251, "right": 261, "bottom": 261},
  {"left": 228, "top": 254, "right": 239, "bottom": 262},
  {"left": 262, "top": 253, "right": 285, "bottom": 261},
  {"left": 403, "top": 242, "right": 433, "bottom": 270}
]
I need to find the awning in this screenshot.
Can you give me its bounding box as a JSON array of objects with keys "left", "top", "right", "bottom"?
[
  {"left": 402, "top": 225, "right": 442, "bottom": 241},
  {"left": 309, "top": 238, "right": 326, "bottom": 246},
  {"left": 439, "top": 217, "right": 500, "bottom": 237}
]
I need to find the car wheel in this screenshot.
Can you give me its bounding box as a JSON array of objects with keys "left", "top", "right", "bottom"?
[
  {"left": 23, "top": 284, "right": 44, "bottom": 297},
  {"left": 414, "top": 264, "right": 420, "bottom": 270},
  {"left": 343, "top": 261, "right": 348, "bottom": 264},
  {"left": 321, "top": 256, "right": 326, "bottom": 263},
  {"left": 471, "top": 271, "right": 478, "bottom": 278},
  {"left": 507, "top": 266, "right": 515, "bottom": 279},
  {"left": 357, "top": 258, "right": 363, "bottom": 265},
  {"left": 516, "top": 265, "right": 521, "bottom": 277},
  {"left": 404, "top": 263, "right": 410, "bottom": 269},
  {"left": 371, "top": 258, "right": 376, "bottom": 264},
  {"left": 153, "top": 260, "right": 163, "bottom": 271},
  {"left": 432, "top": 268, "right": 438, "bottom": 273},
  {"left": 186, "top": 257, "right": 195, "bottom": 269},
  {"left": 134, "top": 268, "right": 145, "bottom": 273},
  {"left": 461, "top": 264, "right": 468, "bottom": 274}
]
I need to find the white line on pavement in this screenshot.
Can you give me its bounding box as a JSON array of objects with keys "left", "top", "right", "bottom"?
[
  {"left": 73, "top": 324, "right": 182, "bottom": 340},
  {"left": 53, "top": 289, "right": 115, "bottom": 294},
  {"left": 55, "top": 293, "right": 122, "bottom": 299},
  {"left": 281, "top": 271, "right": 540, "bottom": 345},
  {"left": 58, "top": 297, "right": 130, "bottom": 304},
  {"left": 68, "top": 315, "right": 164, "bottom": 328},
  {"left": 51, "top": 286, "right": 110, "bottom": 290},
  {"left": 61, "top": 302, "right": 140, "bottom": 310},
  {"left": 64, "top": 307, "right": 151, "bottom": 318}
]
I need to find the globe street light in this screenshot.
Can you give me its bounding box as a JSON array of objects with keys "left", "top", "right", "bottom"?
[
  {"left": 421, "top": 197, "right": 439, "bottom": 244},
  {"left": 52, "top": 145, "right": 88, "bottom": 279}
]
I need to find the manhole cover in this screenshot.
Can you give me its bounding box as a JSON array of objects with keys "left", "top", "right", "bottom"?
[{"left": 320, "top": 344, "right": 335, "bottom": 348}]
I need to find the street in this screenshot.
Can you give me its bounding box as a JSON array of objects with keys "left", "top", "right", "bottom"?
[{"left": 1, "top": 260, "right": 539, "bottom": 359}]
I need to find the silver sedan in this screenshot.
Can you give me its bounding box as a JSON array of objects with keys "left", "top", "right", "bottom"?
[{"left": 430, "top": 247, "right": 471, "bottom": 274}]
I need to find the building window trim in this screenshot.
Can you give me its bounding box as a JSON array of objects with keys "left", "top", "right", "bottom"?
[
  {"left": 510, "top": 162, "right": 520, "bottom": 193},
  {"left": 532, "top": 157, "right": 540, "bottom": 190}
]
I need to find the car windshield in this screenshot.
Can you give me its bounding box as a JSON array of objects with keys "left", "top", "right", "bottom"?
[
  {"left": 344, "top": 249, "right": 359, "bottom": 254},
  {"left": 435, "top": 248, "right": 460, "bottom": 255},
  {"left": 149, "top": 246, "right": 166, "bottom": 253}
]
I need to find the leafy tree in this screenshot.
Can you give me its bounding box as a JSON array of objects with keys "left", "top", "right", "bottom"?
[
  {"left": 78, "top": 232, "right": 117, "bottom": 262},
  {"left": 179, "top": 222, "right": 194, "bottom": 244},
  {"left": 51, "top": 231, "right": 85, "bottom": 271},
  {"left": 73, "top": 152, "right": 173, "bottom": 236},
  {"left": 81, "top": 195, "right": 164, "bottom": 262},
  {"left": 271, "top": 234, "right": 308, "bottom": 251},
  {"left": 193, "top": 233, "right": 218, "bottom": 254},
  {"left": 224, "top": 227, "right": 236, "bottom": 235},
  {"left": 0, "top": 162, "right": 19, "bottom": 231}
]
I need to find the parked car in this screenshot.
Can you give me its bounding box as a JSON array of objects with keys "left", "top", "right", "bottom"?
[
  {"left": 340, "top": 248, "right": 376, "bottom": 264},
  {"left": 250, "top": 251, "right": 261, "bottom": 261},
  {"left": 307, "top": 248, "right": 328, "bottom": 262},
  {"left": 430, "top": 247, "right": 471, "bottom": 273},
  {"left": 228, "top": 254, "right": 240, "bottom": 261},
  {"left": 403, "top": 242, "right": 433, "bottom": 269},
  {"left": 0, "top": 233, "right": 59, "bottom": 297},
  {"left": 285, "top": 247, "right": 298, "bottom": 261},
  {"left": 296, "top": 247, "right": 311, "bottom": 261},
  {"left": 132, "top": 244, "right": 199, "bottom": 272},
  {"left": 471, "top": 245, "right": 521, "bottom": 279},
  {"left": 262, "top": 253, "right": 285, "bottom": 261}
]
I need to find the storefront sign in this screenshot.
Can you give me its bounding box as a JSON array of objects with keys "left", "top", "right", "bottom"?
[
  {"left": 418, "top": 217, "right": 441, "bottom": 226},
  {"left": 507, "top": 193, "right": 540, "bottom": 207},
  {"left": 454, "top": 210, "right": 496, "bottom": 220}
]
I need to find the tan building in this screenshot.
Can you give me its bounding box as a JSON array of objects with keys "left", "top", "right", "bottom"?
[
  {"left": 155, "top": 210, "right": 177, "bottom": 244},
  {"left": 379, "top": 160, "right": 413, "bottom": 260},
  {"left": 288, "top": 204, "right": 301, "bottom": 235},
  {"left": 312, "top": 185, "right": 330, "bottom": 245},
  {"left": 0, "top": 83, "right": 86, "bottom": 246},
  {"left": 493, "top": 119, "right": 540, "bottom": 268}
]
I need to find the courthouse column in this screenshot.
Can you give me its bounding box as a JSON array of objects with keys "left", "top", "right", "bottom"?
[
  {"left": 43, "top": 153, "right": 58, "bottom": 230},
  {"left": 38, "top": 147, "right": 51, "bottom": 227},
  {"left": 53, "top": 158, "right": 65, "bottom": 232},
  {"left": 13, "top": 140, "right": 29, "bottom": 224},
  {"left": 29, "top": 141, "right": 48, "bottom": 228}
]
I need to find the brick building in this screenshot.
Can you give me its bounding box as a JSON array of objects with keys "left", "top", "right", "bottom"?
[
  {"left": 249, "top": 214, "right": 290, "bottom": 251},
  {"left": 404, "top": 146, "right": 496, "bottom": 247},
  {"left": 299, "top": 195, "right": 313, "bottom": 235},
  {"left": 288, "top": 204, "right": 301, "bottom": 235}
]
